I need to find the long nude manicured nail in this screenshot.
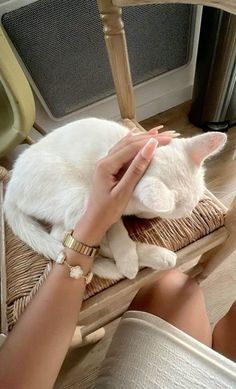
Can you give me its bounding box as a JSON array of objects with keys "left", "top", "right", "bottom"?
[
  {"left": 158, "top": 132, "right": 180, "bottom": 137},
  {"left": 141, "top": 138, "right": 158, "bottom": 160},
  {"left": 152, "top": 125, "right": 164, "bottom": 130}
]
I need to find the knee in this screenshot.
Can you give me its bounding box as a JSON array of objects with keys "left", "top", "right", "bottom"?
[
  {"left": 130, "top": 270, "right": 211, "bottom": 346},
  {"left": 156, "top": 269, "right": 201, "bottom": 298},
  {"left": 130, "top": 270, "right": 202, "bottom": 313}
]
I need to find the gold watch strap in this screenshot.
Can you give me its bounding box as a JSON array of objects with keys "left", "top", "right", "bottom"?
[{"left": 63, "top": 229, "right": 99, "bottom": 258}]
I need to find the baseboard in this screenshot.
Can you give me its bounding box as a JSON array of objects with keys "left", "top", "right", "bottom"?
[{"left": 36, "top": 75, "right": 193, "bottom": 131}]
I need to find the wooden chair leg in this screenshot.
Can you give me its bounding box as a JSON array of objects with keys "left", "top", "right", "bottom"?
[
  {"left": 188, "top": 196, "right": 236, "bottom": 283},
  {"left": 97, "top": 0, "right": 135, "bottom": 119},
  {"left": 24, "top": 135, "right": 35, "bottom": 145},
  {"left": 0, "top": 333, "right": 7, "bottom": 348},
  {"left": 24, "top": 123, "right": 47, "bottom": 146},
  {"left": 33, "top": 122, "right": 48, "bottom": 136},
  {"left": 71, "top": 326, "right": 105, "bottom": 348}
]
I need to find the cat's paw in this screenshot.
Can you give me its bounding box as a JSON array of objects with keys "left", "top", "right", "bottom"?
[
  {"left": 116, "top": 257, "right": 139, "bottom": 280},
  {"left": 92, "top": 256, "right": 123, "bottom": 280},
  {"left": 137, "top": 243, "right": 177, "bottom": 270},
  {"left": 159, "top": 250, "right": 177, "bottom": 269},
  {"left": 107, "top": 220, "right": 139, "bottom": 279}
]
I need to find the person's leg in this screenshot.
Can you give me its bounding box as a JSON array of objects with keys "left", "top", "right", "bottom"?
[
  {"left": 130, "top": 269, "right": 212, "bottom": 347},
  {"left": 212, "top": 301, "right": 236, "bottom": 362}
]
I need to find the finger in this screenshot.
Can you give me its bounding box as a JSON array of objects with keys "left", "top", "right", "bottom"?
[
  {"left": 106, "top": 137, "right": 156, "bottom": 174},
  {"left": 147, "top": 128, "right": 157, "bottom": 135},
  {"left": 108, "top": 133, "right": 132, "bottom": 155},
  {"left": 108, "top": 126, "right": 167, "bottom": 156},
  {"left": 158, "top": 130, "right": 180, "bottom": 137},
  {"left": 108, "top": 132, "right": 159, "bottom": 156},
  {"left": 130, "top": 125, "right": 164, "bottom": 134},
  {"left": 156, "top": 132, "right": 181, "bottom": 146},
  {"left": 114, "top": 138, "right": 158, "bottom": 196},
  {"left": 149, "top": 125, "right": 164, "bottom": 132},
  {"left": 156, "top": 135, "right": 173, "bottom": 146}
]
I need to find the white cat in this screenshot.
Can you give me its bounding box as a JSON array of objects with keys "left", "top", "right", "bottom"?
[{"left": 4, "top": 118, "right": 227, "bottom": 280}]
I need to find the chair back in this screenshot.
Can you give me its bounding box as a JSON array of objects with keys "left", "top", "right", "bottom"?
[{"left": 0, "top": 27, "right": 35, "bottom": 157}]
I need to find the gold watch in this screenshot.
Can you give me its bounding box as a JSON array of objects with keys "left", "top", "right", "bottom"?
[
  {"left": 63, "top": 229, "right": 99, "bottom": 258},
  {"left": 55, "top": 229, "right": 99, "bottom": 283}
]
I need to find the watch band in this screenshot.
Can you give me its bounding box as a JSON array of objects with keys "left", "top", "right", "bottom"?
[{"left": 63, "top": 229, "right": 99, "bottom": 258}]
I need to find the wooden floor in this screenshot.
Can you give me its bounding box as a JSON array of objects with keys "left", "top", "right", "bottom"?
[{"left": 54, "top": 102, "right": 236, "bottom": 389}]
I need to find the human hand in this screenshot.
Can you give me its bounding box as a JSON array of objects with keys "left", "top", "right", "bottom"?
[{"left": 74, "top": 127, "right": 178, "bottom": 245}]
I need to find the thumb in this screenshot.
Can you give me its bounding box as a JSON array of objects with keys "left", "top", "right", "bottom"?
[{"left": 116, "top": 138, "right": 158, "bottom": 195}]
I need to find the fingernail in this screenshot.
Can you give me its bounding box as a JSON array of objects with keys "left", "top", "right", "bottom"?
[
  {"left": 172, "top": 133, "right": 181, "bottom": 137},
  {"left": 141, "top": 138, "right": 158, "bottom": 160},
  {"left": 158, "top": 130, "right": 178, "bottom": 136},
  {"left": 153, "top": 125, "right": 164, "bottom": 130}
]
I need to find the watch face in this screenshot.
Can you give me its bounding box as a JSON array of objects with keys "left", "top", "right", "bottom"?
[{"left": 57, "top": 251, "right": 66, "bottom": 264}]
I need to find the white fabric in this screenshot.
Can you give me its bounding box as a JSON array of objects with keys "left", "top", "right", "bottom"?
[{"left": 95, "top": 311, "right": 236, "bottom": 388}]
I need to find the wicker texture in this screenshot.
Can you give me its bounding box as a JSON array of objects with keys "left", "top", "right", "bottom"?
[
  {"left": 0, "top": 167, "right": 225, "bottom": 330},
  {"left": 124, "top": 198, "right": 225, "bottom": 251}
]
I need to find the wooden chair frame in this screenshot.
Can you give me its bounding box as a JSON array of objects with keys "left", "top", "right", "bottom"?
[
  {"left": 0, "top": 27, "right": 47, "bottom": 157},
  {"left": 97, "top": 0, "right": 236, "bottom": 123}
]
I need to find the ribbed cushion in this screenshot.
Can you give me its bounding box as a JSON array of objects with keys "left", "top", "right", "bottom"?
[{"left": 0, "top": 167, "right": 225, "bottom": 330}]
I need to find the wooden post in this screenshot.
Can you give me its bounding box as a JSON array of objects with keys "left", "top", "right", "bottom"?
[
  {"left": 189, "top": 196, "right": 236, "bottom": 282},
  {"left": 97, "top": 0, "right": 136, "bottom": 119},
  {"left": 71, "top": 326, "right": 105, "bottom": 348}
]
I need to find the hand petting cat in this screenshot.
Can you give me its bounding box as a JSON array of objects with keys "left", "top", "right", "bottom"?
[{"left": 73, "top": 127, "right": 176, "bottom": 247}]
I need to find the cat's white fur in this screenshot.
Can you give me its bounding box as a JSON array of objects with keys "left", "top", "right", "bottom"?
[{"left": 4, "top": 118, "right": 227, "bottom": 280}]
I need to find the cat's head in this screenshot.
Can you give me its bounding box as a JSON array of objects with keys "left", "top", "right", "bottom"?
[{"left": 125, "top": 132, "right": 227, "bottom": 219}]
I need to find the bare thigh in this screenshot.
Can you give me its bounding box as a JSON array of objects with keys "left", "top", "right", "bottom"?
[
  {"left": 130, "top": 269, "right": 212, "bottom": 347},
  {"left": 213, "top": 302, "right": 236, "bottom": 362}
]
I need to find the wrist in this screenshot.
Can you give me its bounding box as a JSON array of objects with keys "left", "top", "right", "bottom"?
[
  {"left": 64, "top": 249, "right": 94, "bottom": 275},
  {"left": 60, "top": 210, "right": 109, "bottom": 275},
  {"left": 73, "top": 210, "right": 108, "bottom": 247}
]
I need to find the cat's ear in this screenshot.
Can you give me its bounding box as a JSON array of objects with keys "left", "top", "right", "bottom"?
[
  {"left": 187, "top": 132, "right": 227, "bottom": 166},
  {"left": 134, "top": 178, "right": 175, "bottom": 213}
]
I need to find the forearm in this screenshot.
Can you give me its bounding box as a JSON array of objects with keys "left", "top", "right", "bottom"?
[
  {"left": 0, "top": 215, "right": 103, "bottom": 389},
  {"left": 0, "top": 131, "right": 162, "bottom": 389},
  {"left": 0, "top": 263, "right": 85, "bottom": 388}
]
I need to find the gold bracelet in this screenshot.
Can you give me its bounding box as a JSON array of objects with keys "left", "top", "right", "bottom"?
[
  {"left": 57, "top": 252, "right": 93, "bottom": 284},
  {"left": 64, "top": 260, "right": 93, "bottom": 284}
]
